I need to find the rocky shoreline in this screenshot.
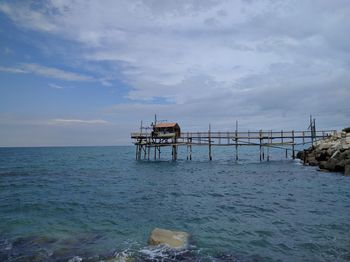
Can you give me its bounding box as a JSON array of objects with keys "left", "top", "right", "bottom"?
[{"left": 297, "top": 131, "right": 350, "bottom": 175}]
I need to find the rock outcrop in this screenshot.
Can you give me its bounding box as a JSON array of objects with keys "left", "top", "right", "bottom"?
[
  {"left": 297, "top": 131, "right": 350, "bottom": 175},
  {"left": 148, "top": 228, "right": 189, "bottom": 249}
]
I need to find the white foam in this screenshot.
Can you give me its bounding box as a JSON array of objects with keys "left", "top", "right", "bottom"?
[
  {"left": 139, "top": 245, "right": 171, "bottom": 260},
  {"left": 68, "top": 256, "right": 82, "bottom": 262},
  {"left": 113, "top": 249, "right": 134, "bottom": 262}
]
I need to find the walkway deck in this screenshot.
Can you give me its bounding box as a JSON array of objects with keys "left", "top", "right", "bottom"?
[{"left": 131, "top": 129, "right": 336, "bottom": 161}]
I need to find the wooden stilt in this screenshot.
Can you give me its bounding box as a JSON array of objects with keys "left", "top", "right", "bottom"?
[
  {"left": 259, "top": 130, "right": 262, "bottom": 162},
  {"left": 190, "top": 138, "right": 192, "bottom": 160},
  {"left": 209, "top": 124, "right": 212, "bottom": 161},
  {"left": 187, "top": 144, "right": 189, "bottom": 160},
  {"left": 292, "top": 130, "right": 295, "bottom": 159},
  {"left": 131, "top": 120, "right": 335, "bottom": 162},
  {"left": 235, "top": 120, "right": 238, "bottom": 161}
]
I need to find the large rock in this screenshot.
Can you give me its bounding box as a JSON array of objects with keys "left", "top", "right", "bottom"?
[
  {"left": 345, "top": 165, "right": 350, "bottom": 176},
  {"left": 299, "top": 132, "right": 350, "bottom": 174},
  {"left": 148, "top": 228, "right": 189, "bottom": 249},
  {"left": 307, "top": 156, "right": 319, "bottom": 166},
  {"left": 319, "top": 142, "right": 332, "bottom": 150},
  {"left": 319, "top": 158, "right": 338, "bottom": 171}
]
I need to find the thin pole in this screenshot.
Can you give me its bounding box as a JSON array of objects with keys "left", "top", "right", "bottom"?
[
  {"left": 281, "top": 130, "right": 283, "bottom": 144},
  {"left": 235, "top": 120, "right": 238, "bottom": 160},
  {"left": 267, "top": 130, "right": 271, "bottom": 161},
  {"left": 292, "top": 130, "right": 295, "bottom": 159},
  {"left": 190, "top": 138, "right": 192, "bottom": 160},
  {"left": 209, "top": 124, "right": 212, "bottom": 161},
  {"left": 259, "top": 130, "right": 262, "bottom": 162}
]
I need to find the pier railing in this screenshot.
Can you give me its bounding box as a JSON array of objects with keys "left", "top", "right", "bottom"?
[
  {"left": 131, "top": 130, "right": 336, "bottom": 140},
  {"left": 131, "top": 129, "right": 337, "bottom": 161}
]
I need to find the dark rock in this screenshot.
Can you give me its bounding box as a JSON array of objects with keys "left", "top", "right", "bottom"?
[
  {"left": 307, "top": 156, "right": 319, "bottom": 166},
  {"left": 315, "top": 151, "right": 328, "bottom": 161},
  {"left": 345, "top": 165, "right": 350, "bottom": 176},
  {"left": 320, "top": 158, "right": 338, "bottom": 171}
]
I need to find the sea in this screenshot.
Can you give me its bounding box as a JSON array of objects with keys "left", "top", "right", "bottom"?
[{"left": 0, "top": 146, "right": 349, "bottom": 261}]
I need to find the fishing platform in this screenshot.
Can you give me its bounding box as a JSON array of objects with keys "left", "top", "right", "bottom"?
[{"left": 131, "top": 116, "right": 336, "bottom": 161}]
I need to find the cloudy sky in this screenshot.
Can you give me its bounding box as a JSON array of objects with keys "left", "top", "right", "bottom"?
[{"left": 0, "top": 0, "right": 349, "bottom": 146}]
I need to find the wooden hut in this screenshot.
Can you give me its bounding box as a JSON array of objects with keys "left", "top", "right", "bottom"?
[{"left": 152, "top": 122, "right": 181, "bottom": 138}]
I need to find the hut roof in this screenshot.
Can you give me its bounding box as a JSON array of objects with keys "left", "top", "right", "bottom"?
[{"left": 154, "top": 122, "right": 179, "bottom": 128}]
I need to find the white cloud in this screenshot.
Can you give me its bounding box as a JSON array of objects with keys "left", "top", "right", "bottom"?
[
  {"left": 0, "top": 66, "right": 27, "bottom": 74},
  {"left": 48, "top": 83, "right": 65, "bottom": 89},
  {"left": 0, "top": 2, "right": 57, "bottom": 32},
  {"left": 49, "top": 119, "right": 110, "bottom": 125},
  {"left": 1, "top": 0, "right": 349, "bottom": 143},
  {"left": 0, "top": 63, "right": 93, "bottom": 81}
]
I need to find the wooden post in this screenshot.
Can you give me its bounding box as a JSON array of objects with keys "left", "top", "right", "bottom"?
[
  {"left": 259, "top": 130, "right": 262, "bottom": 162},
  {"left": 285, "top": 148, "right": 288, "bottom": 158},
  {"left": 261, "top": 130, "right": 264, "bottom": 160},
  {"left": 209, "top": 124, "right": 212, "bottom": 161},
  {"left": 174, "top": 137, "right": 178, "bottom": 160},
  {"left": 235, "top": 120, "right": 238, "bottom": 160},
  {"left": 267, "top": 130, "right": 272, "bottom": 161},
  {"left": 281, "top": 130, "right": 283, "bottom": 144},
  {"left": 136, "top": 145, "right": 139, "bottom": 160},
  {"left": 172, "top": 145, "right": 175, "bottom": 160},
  {"left": 187, "top": 143, "right": 189, "bottom": 160},
  {"left": 190, "top": 138, "right": 192, "bottom": 160},
  {"left": 262, "top": 147, "right": 265, "bottom": 160},
  {"left": 292, "top": 130, "right": 295, "bottom": 159}
]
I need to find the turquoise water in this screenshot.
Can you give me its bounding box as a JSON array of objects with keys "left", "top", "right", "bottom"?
[{"left": 0, "top": 146, "right": 349, "bottom": 261}]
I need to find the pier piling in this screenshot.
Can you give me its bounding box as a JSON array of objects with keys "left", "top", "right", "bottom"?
[{"left": 131, "top": 120, "right": 335, "bottom": 161}]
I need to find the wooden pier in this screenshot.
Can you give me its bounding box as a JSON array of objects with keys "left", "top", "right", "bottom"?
[{"left": 131, "top": 117, "right": 336, "bottom": 161}]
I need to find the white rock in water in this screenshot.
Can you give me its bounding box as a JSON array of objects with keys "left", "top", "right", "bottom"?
[
  {"left": 148, "top": 228, "right": 189, "bottom": 249},
  {"left": 319, "top": 142, "right": 332, "bottom": 150}
]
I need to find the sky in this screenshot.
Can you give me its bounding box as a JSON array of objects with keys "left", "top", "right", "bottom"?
[{"left": 0, "top": 0, "right": 349, "bottom": 146}]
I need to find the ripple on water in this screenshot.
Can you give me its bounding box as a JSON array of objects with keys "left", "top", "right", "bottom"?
[{"left": 1, "top": 146, "right": 350, "bottom": 261}]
